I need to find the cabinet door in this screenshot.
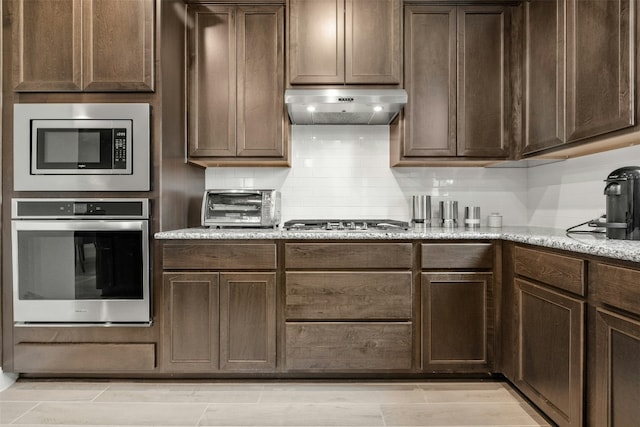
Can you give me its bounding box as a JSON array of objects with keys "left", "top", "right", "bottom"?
[
  {"left": 82, "top": 0, "right": 154, "bottom": 91},
  {"left": 403, "top": 5, "right": 457, "bottom": 157},
  {"left": 220, "top": 273, "right": 276, "bottom": 371},
  {"left": 12, "top": 0, "right": 82, "bottom": 91},
  {"left": 457, "top": 6, "right": 509, "bottom": 158},
  {"left": 236, "top": 6, "right": 285, "bottom": 157},
  {"left": 187, "top": 5, "right": 237, "bottom": 157},
  {"left": 288, "top": 0, "right": 344, "bottom": 84},
  {"left": 522, "top": 0, "right": 565, "bottom": 154},
  {"left": 422, "top": 272, "right": 493, "bottom": 372},
  {"left": 516, "top": 279, "right": 584, "bottom": 427},
  {"left": 162, "top": 273, "right": 219, "bottom": 372},
  {"left": 566, "top": 0, "right": 634, "bottom": 142},
  {"left": 345, "top": 0, "right": 401, "bottom": 84},
  {"left": 594, "top": 309, "right": 640, "bottom": 427}
]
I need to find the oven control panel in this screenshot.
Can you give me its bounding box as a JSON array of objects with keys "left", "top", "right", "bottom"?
[{"left": 12, "top": 198, "right": 149, "bottom": 219}]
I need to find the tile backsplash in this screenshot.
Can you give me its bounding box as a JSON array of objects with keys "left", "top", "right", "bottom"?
[
  {"left": 206, "top": 125, "right": 640, "bottom": 229},
  {"left": 206, "top": 126, "right": 528, "bottom": 226}
]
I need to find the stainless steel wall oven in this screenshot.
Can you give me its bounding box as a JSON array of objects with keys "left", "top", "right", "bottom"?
[{"left": 12, "top": 198, "right": 151, "bottom": 325}]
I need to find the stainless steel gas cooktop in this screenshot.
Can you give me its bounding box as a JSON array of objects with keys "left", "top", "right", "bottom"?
[{"left": 283, "top": 219, "right": 409, "bottom": 231}]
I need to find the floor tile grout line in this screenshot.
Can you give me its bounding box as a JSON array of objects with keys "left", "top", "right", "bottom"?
[{"left": 6, "top": 400, "right": 41, "bottom": 425}]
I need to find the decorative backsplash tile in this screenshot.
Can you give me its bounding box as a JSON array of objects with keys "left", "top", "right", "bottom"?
[{"left": 205, "top": 125, "right": 640, "bottom": 229}]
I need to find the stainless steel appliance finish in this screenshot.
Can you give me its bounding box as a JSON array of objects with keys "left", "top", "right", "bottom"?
[
  {"left": 202, "top": 190, "right": 281, "bottom": 228},
  {"left": 14, "top": 103, "right": 150, "bottom": 191},
  {"left": 285, "top": 89, "right": 407, "bottom": 125},
  {"left": 604, "top": 166, "right": 640, "bottom": 240},
  {"left": 284, "top": 219, "right": 409, "bottom": 231},
  {"left": 440, "top": 201, "right": 459, "bottom": 228},
  {"left": 464, "top": 206, "right": 481, "bottom": 228},
  {"left": 12, "top": 198, "right": 151, "bottom": 324},
  {"left": 411, "top": 195, "right": 431, "bottom": 225}
]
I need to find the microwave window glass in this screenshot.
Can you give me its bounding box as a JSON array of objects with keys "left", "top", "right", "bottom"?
[{"left": 44, "top": 130, "right": 102, "bottom": 163}]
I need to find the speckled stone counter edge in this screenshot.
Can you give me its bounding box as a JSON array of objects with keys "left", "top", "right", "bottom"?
[{"left": 154, "top": 226, "right": 640, "bottom": 264}]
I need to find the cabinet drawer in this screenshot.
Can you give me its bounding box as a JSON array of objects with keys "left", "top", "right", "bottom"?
[
  {"left": 422, "top": 243, "right": 493, "bottom": 270},
  {"left": 286, "top": 272, "right": 412, "bottom": 320},
  {"left": 592, "top": 263, "right": 640, "bottom": 316},
  {"left": 285, "top": 243, "right": 412, "bottom": 269},
  {"left": 514, "top": 246, "right": 585, "bottom": 296},
  {"left": 14, "top": 343, "right": 156, "bottom": 373},
  {"left": 163, "top": 243, "right": 276, "bottom": 270},
  {"left": 285, "top": 322, "right": 412, "bottom": 371}
]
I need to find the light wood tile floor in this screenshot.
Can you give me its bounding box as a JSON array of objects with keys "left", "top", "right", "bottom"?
[{"left": 0, "top": 380, "right": 552, "bottom": 426}]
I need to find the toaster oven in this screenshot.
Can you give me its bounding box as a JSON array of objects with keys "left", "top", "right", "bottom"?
[{"left": 201, "top": 190, "right": 281, "bottom": 228}]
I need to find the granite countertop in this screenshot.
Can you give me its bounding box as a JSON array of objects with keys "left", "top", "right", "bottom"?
[{"left": 154, "top": 226, "right": 640, "bottom": 264}]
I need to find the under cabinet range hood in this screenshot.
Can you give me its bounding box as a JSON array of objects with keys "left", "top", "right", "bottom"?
[{"left": 285, "top": 89, "right": 407, "bottom": 125}]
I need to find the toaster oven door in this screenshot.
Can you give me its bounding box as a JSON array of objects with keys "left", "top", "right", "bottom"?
[{"left": 202, "top": 191, "right": 264, "bottom": 226}]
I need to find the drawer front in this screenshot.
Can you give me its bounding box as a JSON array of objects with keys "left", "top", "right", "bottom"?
[
  {"left": 14, "top": 343, "right": 156, "bottom": 373},
  {"left": 285, "top": 243, "right": 412, "bottom": 269},
  {"left": 592, "top": 263, "right": 640, "bottom": 316},
  {"left": 514, "top": 246, "right": 585, "bottom": 296},
  {"left": 422, "top": 243, "right": 493, "bottom": 270},
  {"left": 285, "top": 322, "right": 412, "bottom": 371},
  {"left": 286, "top": 272, "right": 412, "bottom": 320},
  {"left": 163, "top": 243, "right": 277, "bottom": 270}
]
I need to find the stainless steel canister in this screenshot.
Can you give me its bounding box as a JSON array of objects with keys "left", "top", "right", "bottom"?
[
  {"left": 439, "top": 201, "right": 458, "bottom": 228},
  {"left": 411, "top": 195, "right": 431, "bottom": 225},
  {"left": 464, "top": 206, "right": 481, "bottom": 228}
]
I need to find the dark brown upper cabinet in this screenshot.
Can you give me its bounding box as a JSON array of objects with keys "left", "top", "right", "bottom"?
[
  {"left": 187, "top": 4, "right": 288, "bottom": 166},
  {"left": 522, "top": 0, "right": 565, "bottom": 155},
  {"left": 566, "top": 0, "right": 634, "bottom": 142},
  {"left": 288, "top": 0, "right": 401, "bottom": 85},
  {"left": 523, "top": 0, "right": 634, "bottom": 156},
  {"left": 12, "top": 0, "right": 154, "bottom": 92},
  {"left": 394, "top": 5, "right": 510, "bottom": 164}
]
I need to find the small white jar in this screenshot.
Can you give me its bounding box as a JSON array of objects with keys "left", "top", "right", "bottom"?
[{"left": 488, "top": 212, "right": 503, "bottom": 228}]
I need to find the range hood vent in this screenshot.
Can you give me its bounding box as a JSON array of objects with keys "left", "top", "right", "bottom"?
[{"left": 285, "top": 89, "right": 407, "bottom": 125}]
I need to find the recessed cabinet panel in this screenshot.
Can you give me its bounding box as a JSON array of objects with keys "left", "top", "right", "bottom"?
[
  {"left": 595, "top": 309, "right": 640, "bottom": 427},
  {"left": 188, "top": 6, "right": 236, "bottom": 157},
  {"left": 523, "top": 0, "right": 565, "bottom": 154},
  {"left": 286, "top": 322, "right": 412, "bottom": 371},
  {"left": 220, "top": 273, "right": 276, "bottom": 371},
  {"left": 236, "top": 7, "right": 285, "bottom": 157},
  {"left": 83, "top": 0, "right": 154, "bottom": 91},
  {"left": 422, "top": 273, "right": 493, "bottom": 371},
  {"left": 514, "top": 246, "right": 585, "bottom": 296},
  {"left": 13, "top": 0, "right": 82, "bottom": 91},
  {"left": 162, "top": 273, "right": 220, "bottom": 371},
  {"left": 516, "top": 279, "right": 584, "bottom": 427},
  {"left": 566, "top": 0, "right": 634, "bottom": 142},
  {"left": 403, "top": 6, "right": 457, "bottom": 157},
  {"left": 346, "top": 0, "right": 401, "bottom": 84},
  {"left": 286, "top": 272, "right": 412, "bottom": 320},
  {"left": 457, "top": 7, "right": 509, "bottom": 157},
  {"left": 288, "top": 0, "right": 344, "bottom": 84}
]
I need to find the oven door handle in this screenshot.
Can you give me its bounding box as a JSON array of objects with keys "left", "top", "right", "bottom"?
[{"left": 11, "top": 219, "right": 147, "bottom": 232}]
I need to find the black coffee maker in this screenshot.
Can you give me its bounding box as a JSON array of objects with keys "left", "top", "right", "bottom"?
[{"left": 604, "top": 166, "right": 640, "bottom": 240}]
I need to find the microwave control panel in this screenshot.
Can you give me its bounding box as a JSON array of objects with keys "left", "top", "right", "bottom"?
[{"left": 113, "top": 128, "right": 127, "bottom": 169}]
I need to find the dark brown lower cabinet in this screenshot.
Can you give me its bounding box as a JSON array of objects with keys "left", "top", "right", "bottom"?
[
  {"left": 285, "top": 322, "right": 412, "bottom": 371},
  {"left": 515, "top": 278, "right": 584, "bottom": 427},
  {"left": 593, "top": 308, "right": 640, "bottom": 427},
  {"left": 162, "top": 271, "right": 275, "bottom": 372},
  {"left": 421, "top": 272, "right": 493, "bottom": 372}
]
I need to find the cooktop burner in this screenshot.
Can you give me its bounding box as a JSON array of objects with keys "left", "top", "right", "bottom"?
[{"left": 283, "top": 219, "right": 409, "bottom": 231}]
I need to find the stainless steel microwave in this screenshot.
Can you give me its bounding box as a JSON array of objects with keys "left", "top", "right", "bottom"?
[
  {"left": 202, "top": 189, "right": 281, "bottom": 228},
  {"left": 14, "top": 103, "right": 150, "bottom": 191}
]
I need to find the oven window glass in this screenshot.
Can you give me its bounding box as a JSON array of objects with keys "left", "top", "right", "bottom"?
[
  {"left": 36, "top": 128, "right": 113, "bottom": 169},
  {"left": 17, "top": 230, "right": 143, "bottom": 300}
]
